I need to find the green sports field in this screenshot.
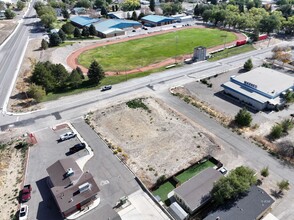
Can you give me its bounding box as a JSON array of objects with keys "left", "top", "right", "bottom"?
[{"left": 78, "top": 28, "right": 237, "bottom": 72}]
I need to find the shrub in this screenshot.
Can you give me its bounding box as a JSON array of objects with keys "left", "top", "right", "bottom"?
[
  {"left": 261, "top": 166, "right": 269, "bottom": 177},
  {"left": 234, "top": 108, "right": 252, "bottom": 127},
  {"left": 270, "top": 124, "right": 283, "bottom": 139},
  {"left": 126, "top": 98, "right": 150, "bottom": 112},
  {"left": 243, "top": 58, "right": 253, "bottom": 71}
]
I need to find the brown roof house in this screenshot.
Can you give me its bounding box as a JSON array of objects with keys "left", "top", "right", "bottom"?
[
  {"left": 173, "top": 167, "right": 223, "bottom": 214},
  {"left": 46, "top": 158, "right": 100, "bottom": 218}
]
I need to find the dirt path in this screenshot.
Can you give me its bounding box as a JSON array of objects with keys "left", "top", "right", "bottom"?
[{"left": 66, "top": 26, "right": 246, "bottom": 76}]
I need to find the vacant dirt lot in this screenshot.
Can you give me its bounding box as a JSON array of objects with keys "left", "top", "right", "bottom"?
[
  {"left": 0, "top": 129, "right": 28, "bottom": 220},
  {"left": 0, "top": 20, "right": 17, "bottom": 45},
  {"left": 88, "top": 97, "right": 219, "bottom": 188}
]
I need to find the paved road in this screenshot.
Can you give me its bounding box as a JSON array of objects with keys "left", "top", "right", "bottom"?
[
  {"left": 0, "top": 44, "right": 286, "bottom": 132},
  {"left": 0, "top": 0, "right": 39, "bottom": 112}
]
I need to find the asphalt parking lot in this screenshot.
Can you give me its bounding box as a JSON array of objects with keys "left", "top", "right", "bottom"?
[{"left": 25, "top": 119, "right": 139, "bottom": 220}]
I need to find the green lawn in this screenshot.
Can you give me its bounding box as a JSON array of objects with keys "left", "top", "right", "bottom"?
[
  {"left": 176, "top": 160, "right": 215, "bottom": 183},
  {"left": 78, "top": 28, "right": 237, "bottom": 72},
  {"left": 152, "top": 181, "right": 175, "bottom": 203},
  {"left": 208, "top": 44, "right": 255, "bottom": 62}
]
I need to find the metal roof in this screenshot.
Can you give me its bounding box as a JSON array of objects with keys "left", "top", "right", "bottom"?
[
  {"left": 174, "top": 168, "right": 222, "bottom": 212},
  {"left": 70, "top": 16, "right": 100, "bottom": 26},
  {"left": 142, "top": 15, "right": 175, "bottom": 23},
  {"left": 91, "top": 19, "right": 141, "bottom": 33},
  {"left": 168, "top": 202, "right": 189, "bottom": 220},
  {"left": 228, "top": 67, "right": 294, "bottom": 99},
  {"left": 204, "top": 185, "right": 275, "bottom": 220}
]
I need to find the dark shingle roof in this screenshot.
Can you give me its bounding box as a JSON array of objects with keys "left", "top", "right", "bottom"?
[{"left": 204, "top": 185, "right": 274, "bottom": 220}]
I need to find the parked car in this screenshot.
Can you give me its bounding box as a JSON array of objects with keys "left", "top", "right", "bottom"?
[
  {"left": 101, "top": 85, "right": 112, "bottom": 91},
  {"left": 21, "top": 184, "right": 32, "bottom": 203},
  {"left": 19, "top": 204, "right": 29, "bottom": 220},
  {"left": 59, "top": 132, "right": 76, "bottom": 141},
  {"left": 219, "top": 167, "right": 228, "bottom": 175},
  {"left": 69, "top": 143, "right": 86, "bottom": 153}
]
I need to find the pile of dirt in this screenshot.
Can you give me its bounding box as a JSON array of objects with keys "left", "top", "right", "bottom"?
[{"left": 88, "top": 97, "right": 219, "bottom": 188}]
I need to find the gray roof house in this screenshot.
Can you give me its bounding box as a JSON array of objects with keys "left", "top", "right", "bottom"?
[
  {"left": 204, "top": 185, "right": 275, "bottom": 220},
  {"left": 173, "top": 167, "right": 223, "bottom": 214},
  {"left": 46, "top": 158, "right": 100, "bottom": 218}
]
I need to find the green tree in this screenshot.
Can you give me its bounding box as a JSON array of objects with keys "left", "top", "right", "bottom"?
[
  {"left": 58, "top": 29, "right": 66, "bottom": 42},
  {"left": 40, "top": 13, "right": 57, "bottom": 28},
  {"left": 94, "top": 0, "right": 105, "bottom": 8},
  {"left": 4, "top": 9, "right": 16, "bottom": 19},
  {"left": 131, "top": 11, "right": 137, "bottom": 20},
  {"left": 75, "top": 0, "right": 91, "bottom": 8},
  {"left": 261, "top": 166, "right": 269, "bottom": 177},
  {"left": 259, "top": 14, "right": 282, "bottom": 34},
  {"left": 202, "top": 9, "right": 213, "bottom": 23},
  {"left": 284, "top": 90, "right": 294, "bottom": 103},
  {"left": 30, "top": 62, "right": 56, "bottom": 93},
  {"left": 87, "top": 60, "right": 105, "bottom": 85},
  {"left": 101, "top": 5, "right": 108, "bottom": 16},
  {"left": 67, "top": 69, "right": 83, "bottom": 89},
  {"left": 41, "top": 39, "right": 49, "bottom": 50},
  {"left": 121, "top": 0, "right": 140, "bottom": 11},
  {"left": 52, "top": 63, "right": 69, "bottom": 88},
  {"left": 61, "top": 22, "right": 75, "bottom": 35},
  {"left": 235, "top": 108, "right": 252, "bottom": 127},
  {"left": 243, "top": 58, "right": 253, "bottom": 71},
  {"left": 82, "top": 26, "right": 90, "bottom": 37},
  {"left": 74, "top": 27, "right": 81, "bottom": 38},
  {"left": 62, "top": 9, "right": 70, "bottom": 19},
  {"left": 281, "top": 119, "right": 294, "bottom": 133},
  {"left": 49, "top": 32, "right": 62, "bottom": 46},
  {"left": 270, "top": 124, "right": 283, "bottom": 139},
  {"left": 28, "top": 84, "right": 46, "bottom": 103},
  {"left": 211, "top": 166, "right": 257, "bottom": 205},
  {"left": 17, "top": 0, "right": 26, "bottom": 10},
  {"left": 149, "top": 0, "right": 155, "bottom": 12},
  {"left": 75, "top": 66, "right": 85, "bottom": 79},
  {"left": 277, "top": 180, "right": 290, "bottom": 194},
  {"left": 89, "top": 24, "right": 97, "bottom": 36},
  {"left": 138, "top": 12, "right": 144, "bottom": 20}
]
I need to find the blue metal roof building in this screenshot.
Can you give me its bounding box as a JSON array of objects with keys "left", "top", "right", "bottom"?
[
  {"left": 91, "top": 19, "right": 141, "bottom": 38},
  {"left": 70, "top": 16, "right": 100, "bottom": 28},
  {"left": 141, "top": 15, "right": 176, "bottom": 27}
]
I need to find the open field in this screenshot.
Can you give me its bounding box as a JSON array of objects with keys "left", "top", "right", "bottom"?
[
  {"left": 78, "top": 28, "right": 237, "bottom": 72},
  {"left": 88, "top": 97, "right": 219, "bottom": 188}
]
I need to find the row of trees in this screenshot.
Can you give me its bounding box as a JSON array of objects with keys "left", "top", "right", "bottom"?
[
  {"left": 194, "top": 2, "right": 294, "bottom": 35},
  {"left": 34, "top": 2, "right": 57, "bottom": 29},
  {"left": 0, "top": 0, "right": 27, "bottom": 19},
  {"left": 29, "top": 60, "right": 104, "bottom": 101}
]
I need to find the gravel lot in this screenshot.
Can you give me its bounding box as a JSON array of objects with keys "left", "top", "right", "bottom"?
[{"left": 88, "top": 97, "right": 219, "bottom": 188}]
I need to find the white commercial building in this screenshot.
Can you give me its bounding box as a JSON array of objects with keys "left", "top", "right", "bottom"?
[{"left": 222, "top": 67, "right": 294, "bottom": 111}]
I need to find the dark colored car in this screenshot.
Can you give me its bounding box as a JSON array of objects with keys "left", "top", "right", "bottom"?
[
  {"left": 69, "top": 143, "right": 86, "bottom": 153},
  {"left": 101, "top": 85, "right": 112, "bottom": 91},
  {"left": 21, "top": 185, "right": 32, "bottom": 202}
]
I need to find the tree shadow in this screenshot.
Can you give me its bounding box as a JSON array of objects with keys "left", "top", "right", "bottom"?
[{"left": 270, "top": 189, "right": 283, "bottom": 199}]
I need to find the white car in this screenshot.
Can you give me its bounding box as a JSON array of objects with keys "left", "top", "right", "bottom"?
[
  {"left": 19, "top": 204, "right": 28, "bottom": 220},
  {"left": 219, "top": 167, "right": 228, "bottom": 175},
  {"left": 59, "top": 132, "right": 76, "bottom": 141}
]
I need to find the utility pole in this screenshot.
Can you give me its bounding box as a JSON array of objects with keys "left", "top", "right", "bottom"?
[{"left": 175, "top": 35, "right": 178, "bottom": 64}]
